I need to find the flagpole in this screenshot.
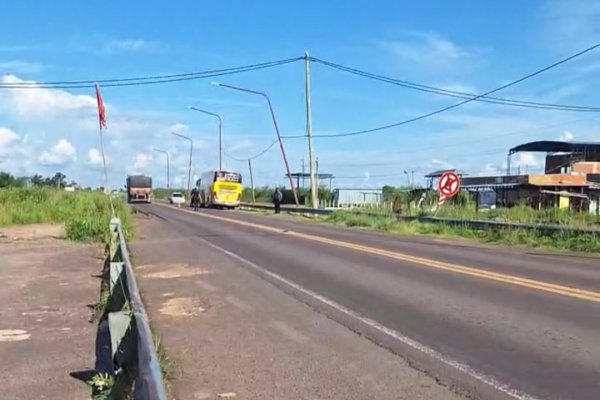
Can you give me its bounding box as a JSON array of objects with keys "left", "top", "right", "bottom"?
[{"left": 95, "top": 84, "right": 115, "bottom": 217}]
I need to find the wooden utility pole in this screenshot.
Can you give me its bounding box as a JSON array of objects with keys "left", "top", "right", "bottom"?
[
  {"left": 305, "top": 51, "right": 318, "bottom": 208},
  {"left": 248, "top": 159, "right": 256, "bottom": 203}
]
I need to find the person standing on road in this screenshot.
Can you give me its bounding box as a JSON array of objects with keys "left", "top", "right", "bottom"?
[{"left": 273, "top": 187, "right": 283, "bottom": 214}]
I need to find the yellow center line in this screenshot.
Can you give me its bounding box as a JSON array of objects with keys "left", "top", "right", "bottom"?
[{"left": 160, "top": 204, "right": 600, "bottom": 303}]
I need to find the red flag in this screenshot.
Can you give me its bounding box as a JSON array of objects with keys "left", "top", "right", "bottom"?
[{"left": 95, "top": 84, "right": 107, "bottom": 129}]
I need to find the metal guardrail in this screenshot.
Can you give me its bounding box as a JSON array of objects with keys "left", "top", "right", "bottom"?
[
  {"left": 103, "top": 217, "right": 167, "bottom": 400},
  {"left": 240, "top": 203, "right": 599, "bottom": 236}
]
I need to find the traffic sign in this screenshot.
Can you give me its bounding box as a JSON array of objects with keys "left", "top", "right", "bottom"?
[{"left": 438, "top": 172, "right": 461, "bottom": 198}]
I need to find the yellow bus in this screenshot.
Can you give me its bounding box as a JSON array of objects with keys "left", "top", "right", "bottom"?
[{"left": 197, "top": 170, "right": 243, "bottom": 209}]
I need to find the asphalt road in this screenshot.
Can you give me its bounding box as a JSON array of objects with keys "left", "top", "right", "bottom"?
[{"left": 137, "top": 203, "right": 600, "bottom": 400}]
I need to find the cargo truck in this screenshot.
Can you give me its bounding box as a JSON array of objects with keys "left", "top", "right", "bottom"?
[{"left": 126, "top": 175, "right": 153, "bottom": 203}]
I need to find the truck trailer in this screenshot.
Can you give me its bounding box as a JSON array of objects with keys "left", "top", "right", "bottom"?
[{"left": 126, "top": 175, "right": 153, "bottom": 203}]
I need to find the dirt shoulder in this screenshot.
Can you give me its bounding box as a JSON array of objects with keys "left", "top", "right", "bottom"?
[
  {"left": 0, "top": 226, "right": 100, "bottom": 399},
  {"left": 130, "top": 212, "right": 465, "bottom": 400}
]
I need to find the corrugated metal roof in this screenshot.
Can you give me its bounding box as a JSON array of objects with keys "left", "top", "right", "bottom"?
[
  {"left": 462, "top": 183, "right": 521, "bottom": 190},
  {"left": 509, "top": 141, "right": 600, "bottom": 155}
]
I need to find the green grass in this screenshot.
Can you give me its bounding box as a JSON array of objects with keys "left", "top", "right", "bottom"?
[
  {"left": 153, "top": 333, "right": 180, "bottom": 388},
  {"left": 325, "top": 211, "right": 600, "bottom": 253},
  {"left": 433, "top": 204, "right": 600, "bottom": 227},
  {"left": 153, "top": 188, "right": 186, "bottom": 200},
  {"left": 0, "top": 187, "right": 133, "bottom": 242},
  {"left": 335, "top": 201, "right": 600, "bottom": 228}
]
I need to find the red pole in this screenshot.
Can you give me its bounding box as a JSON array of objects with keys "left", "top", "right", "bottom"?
[
  {"left": 264, "top": 95, "right": 299, "bottom": 206},
  {"left": 215, "top": 83, "right": 299, "bottom": 206}
]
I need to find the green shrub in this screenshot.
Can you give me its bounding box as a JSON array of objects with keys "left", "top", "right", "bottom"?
[{"left": 0, "top": 187, "right": 133, "bottom": 242}]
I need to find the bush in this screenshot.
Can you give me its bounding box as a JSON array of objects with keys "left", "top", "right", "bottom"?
[
  {"left": 325, "top": 210, "right": 600, "bottom": 253},
  {"left": 0, "top": 187, "right": 133, "bottom": 242}
]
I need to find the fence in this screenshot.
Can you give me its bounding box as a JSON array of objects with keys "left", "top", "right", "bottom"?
[
  {"left": 99, "top": 217, "right": 167, "bottom": 400},
  {"left": 240, "top": 203, "right": 599, "bottom": 236}
]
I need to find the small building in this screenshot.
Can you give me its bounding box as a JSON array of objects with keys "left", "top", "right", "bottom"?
[
  {"left": 462, "top": 140, "right": 600, "bottom": 214},
  {"left": 332, "top": 188, "right": 383, "bottom": 208},
  {"left": 288, "top": 172, "right": 335, "bottom": 190},
  {"left": 424, "top": 169, "right": 468, "bottom": 190}
]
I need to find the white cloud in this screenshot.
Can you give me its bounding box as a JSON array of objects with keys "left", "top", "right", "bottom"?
[
  {"left": 559, "top": 130, "right": 575, "bottom": 141},
  {"left": 105, "top": 39, "right": 158, "bottom": 53},
  {"left": 514, "top": 153, "right": 542, "bottom": 169},
  {"left": 88, "top": 148, "right": 109, "bottom": 167},
  {"left": 169, "top": 123, "right": 189, "bottom": 133},
  {"left": 0, "top": 60, "right": 44, "bottom": 74},
  {"left": 0, "top": 127, "right": 19, "bottom": 148},
  {"left": 133, "top": 153, "right": 152, "bottom": 170},
  {"left": 381, "top": 32, "right": 471, "bottom": 67},
  {"left": 429, "top": 159, "right": 454, "bottom": 170},
  {"left": 39, "top": 139, "right": 76, "bottom": 166},
  {"left": 1, "top": 75, "right": 96, "bottom": 118}
]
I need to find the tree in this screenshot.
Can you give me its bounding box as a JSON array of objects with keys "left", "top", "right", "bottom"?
[
  {"left": 49, "top": 172, "right": 67, "bottom": 188},
  {"left": 0, "top": 172, "right": 17, "bottom": 188},
  {"left": 31, "top": 174, "right": 44, "bottom": 186}
]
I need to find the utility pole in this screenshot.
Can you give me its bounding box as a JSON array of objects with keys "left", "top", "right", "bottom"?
[
  {"left": 315, "top": 157, "right": 319, "bottom": 196},
  {"left": 305, "top": 51, "right": 318, "bottom": 208},
  {"left": 301, "top": 158, "right": 305, "bottom": 189},
  {"left": 248, "top": 159, "right": 256, "bottom": 203}
]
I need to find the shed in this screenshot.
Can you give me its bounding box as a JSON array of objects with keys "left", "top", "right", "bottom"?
[{"left": 333, "top": 188, "right": 383, "bottom": 207}]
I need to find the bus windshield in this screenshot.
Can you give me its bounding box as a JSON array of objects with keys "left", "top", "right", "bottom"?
[{"left": 215, "top": 171, "right": 242, "bottom": 184}]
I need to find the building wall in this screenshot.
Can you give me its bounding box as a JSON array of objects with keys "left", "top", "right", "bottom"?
[
  {"left": 545, "top": 153, "right": 600, "bottom": 174},
  {"left": 333, "top": 189, "right": 383, "bottom": 206}
]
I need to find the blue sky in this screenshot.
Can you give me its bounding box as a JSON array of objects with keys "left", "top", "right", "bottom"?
[{"left": 0, "top": 0, "right": 599, "bottom": 189}]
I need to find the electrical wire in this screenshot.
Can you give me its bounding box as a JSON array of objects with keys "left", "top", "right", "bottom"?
[
  {"left": 225, "top": 140, "right": 279, "bottom": 162},
  {"left": 311, "top": 57, "right": 600, "bottom": 112},
  {"left": 318, "top": 115, "right": 600, "bottom": 167},
  {"left": 310, "top": 43, "right": 600, "bottom": 138},
  {"left": 0, "top": 57, "right": 303, "bottom": 89}
]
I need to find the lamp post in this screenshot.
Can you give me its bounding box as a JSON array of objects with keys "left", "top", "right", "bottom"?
[
  {"left": 153, "top": 148, "right": 170, "bottom": 189},
  {"left": 211, "top": 82, "right": 299, "bottom": 206},
  {"left": 170, "top": 132, "right": 193, "bottom": 192},
  {"left": 188, "top": 106, "right": 222, "bottom": 171}
]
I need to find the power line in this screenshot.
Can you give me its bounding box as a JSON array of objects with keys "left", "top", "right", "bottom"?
[
  {"left": 0, "top": 57, "right": 303, "bottom": 89},
  {"left": 225, "top": 140, "right": 279, "bottom": 162},
  {"left": 311, "top": 43, "right": 600, "bottom": 138},
  {"left": 319, "top": 115, "right": 600, "bottom": 167},
  {"left": 311, "top": 57, "right": 600, "bottom": 112}
]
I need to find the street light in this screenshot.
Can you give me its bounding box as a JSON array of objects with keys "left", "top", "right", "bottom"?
[
  {"left": 211, "top": 81, "right": 299, "bottom": 207},
  {"left": 153, "top": 148, "right": 170, "bottom": 189},
  {"left": 170, "top": 131, "right": 193, "bottom": 192},
  {"left": 188, "top": 106, "right": 222, "bottom": 171}
]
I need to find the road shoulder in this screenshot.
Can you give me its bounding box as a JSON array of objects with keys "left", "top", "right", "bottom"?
[{"left": 0, "top": 228, "right": 99, "bottom": 399}]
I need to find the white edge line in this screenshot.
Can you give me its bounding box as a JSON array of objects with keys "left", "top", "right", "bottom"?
[{"left": 194, "top": 234, "right": 543, "bottom": 400}]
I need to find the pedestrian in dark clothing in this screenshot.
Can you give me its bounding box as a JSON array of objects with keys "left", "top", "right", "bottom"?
[{"left": 273, "top": 188, "right": 283, "bottom": 214}]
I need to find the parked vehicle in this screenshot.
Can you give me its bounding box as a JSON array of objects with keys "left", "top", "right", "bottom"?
[
  {"left": 169, "top": 191, "right": 186, "bottom": 205},
  {"left": 197, "top": 170, "right": 242, "bottom": 209},
  {"left": 126, "top": 175, "right": 153, "bottom": 203}
]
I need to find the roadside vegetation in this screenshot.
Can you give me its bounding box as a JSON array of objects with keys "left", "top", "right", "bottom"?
[
  {"left": 0, "top": 171, "right": 133, "bottom": 242},
  {"left": 153, "top": 188, "right": 187, "bottom": 200},
  {"left": 243, "top": 184, "right": 599, "bottom": 252},
  {"left": 325, "top": 211, "right": 600, "bottom": 253}
]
